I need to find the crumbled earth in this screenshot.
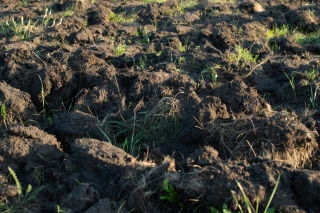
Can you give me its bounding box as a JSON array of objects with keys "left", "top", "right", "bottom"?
[{"left": 1, "top": 0, "right": 320, "bottom": 212}]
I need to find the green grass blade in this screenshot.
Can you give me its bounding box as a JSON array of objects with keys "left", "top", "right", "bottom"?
[
  {"left": 235, "top": 180, "right": 253, "bottom": 213},
  {"left": 210, "top": 206, "right": 221, "bottom": 213},
  {"left": 222, "top": 203, "right": 232, "bottom": 213},
  {"left": 24, "top": 184, "right": 32, "bottom": 200},
  {"left": 117, "top": 201, "right": 126, "bottom": 213},
  {"left": 109, "top": 120, "right": 132, "bottom": 128},
  {"left": 114, "top": 129, "right": 129, "bottom": 137},
  {"left": 1, "top": 103, "right": 6, "bottom": 119},
  {"left": 0, "top": 202, "right": 14, "bottom": 212},
  {"left": 160, "top": 195, "right": 170, "bottom": 200},
  {"left": 231, "top": 190, "right": 244, "bottom": 213},
  {"left": 96, "top": 125, "right": 112, "bottom": 143},
  {"left": 24, "top": 186, "right": 44, "bottom": 203},
  {"left": 267, "top": 207, "right": 275, "bottom": 213},
  {"left": 163, "top": 178, "right": 169, "bottom": 192},
  {"left": 255, "top": 196, "right": 260, "bottom": 213},
  {"left": 264, "top": 174, "right": 281, "bottom": 213},
  {"left": 122, "top": 138, "right": 129, "bottom": 151},
  {"left": 8, "top": 167, "right": 22, "bottom": 196}
]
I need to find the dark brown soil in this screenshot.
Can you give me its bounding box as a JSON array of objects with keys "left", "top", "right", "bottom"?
[{"left": 1, "top": 0, "right": 320, "bottom": 212}]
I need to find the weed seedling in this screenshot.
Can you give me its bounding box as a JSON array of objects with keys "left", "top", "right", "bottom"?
[
  {"left": 19, "top": 0, "right": 29, "bottom": 6},
  {"left": 160, "top": 178, "right": 185, "bottom": 210},
  {"left": 179, "top": 38, "right": 191, "bottom": 52},
  {"left": 175, "top": 57, "right": 186, "bottom": 72},
  {"left": 210, "top": 203, "right": 232, "bottom": 213},
  {"left": 108, "top": 119, "right": 147, "bottom": 155},
  {"left": 266, "top": 25, "right": 289, "bottom": 40},
  {"left": 232, "top": 175, "right": 281, "bottom": 213},
  {"left": 160, "top": 178, "right": 176, "bottom": 203},
  {"left": 63, "top": 6, "right": 74, "bottom": 17},
  {"left": 38, "top": 75, "right": 46, "bottom": 118},
  {"left": 121, "top": 137, "right": 129, "bottom": 152},
  {"left": 140, "top": 26, "right": 151, "bottom": 43},
  {"left": 210, "top": 175, "right": 281, "bottom": 213},
  {"left": 109, "top": 10, "right": 137, "bottom": 23},
  {"left": 201, "top": 65, "right": 220, "bottom": 83},
  {"left": 42, "top": 7, "right": 53, "bottom": 28},
  {"left": 99, "top": 99, "right": 146, "bottom": 156},
  {"left": 175, "top": 0, "right": 197, "bottom": 13},
  {"left": 117, "top": 201, "right": 135, "bottom": 213},
  {"left": 306, "top": 69, "right": 318, "bottom": 81},
  {"left": 57, "top": 205, "right": 65, "bottom": 213},
  {"left": 283, "top": 71, "right": 296, "bottom": 96},
  {"left": 269, "top": 42, "right": 280, "bottom": 52},
  {"left": 229, "top": 45, "right": 257, "bottom": 65},
  {"left": 139, "top": 55, "right": 148, "bottom": 70},
  {"left": 1, "top": 167, "right": 45, "bottom": 212},
  {"left": 130, "top": 99, "right": 144, "bottom": 155},
  {"left": 1, "top": 103, "right": 7, "bottom": 127},
  {"left": 142, "top": 0, "right": 166, "bottom": 6},
  {"left": 97, "top": 125, "right": 113, "bottom": 144},
  {"left": 9, "top": 167, "right": 44, "bottom": 204},
  {"left": 114, "top": 43, "right": 126, "bottom": 56},
  {"left": 2, "top": 17, "right": 35, "bottom": 40},
  {"left": 310, "top": 84, "right": 318, "bottom": 109}
]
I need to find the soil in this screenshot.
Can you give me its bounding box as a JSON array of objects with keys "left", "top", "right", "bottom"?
[{"left": 1, "top": 0, "right": 320, "bottom": 212}]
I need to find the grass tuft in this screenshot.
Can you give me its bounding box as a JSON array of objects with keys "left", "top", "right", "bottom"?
[
  {"left": 142, "top": 0, "right": 166, "bottom": 5},
  {"left": 266, "top": 25, "right": 290, "bottom": 40},
  {"left": 0, "top": 167, "right": 45, "bottom": 212},
  {"left": 109, "top": 10, "right": 138, "bottom": 23},
  {"left": 295, "top": 28, "right": 320, "bottom": 45},
  {"left": 228, "top": 45, "right": 257, "bottom": 65},
  {"left": 211, "top": 175, "right": 281, "bottom": 213},
  {"left": 114, "top": 43, "right": 127, "bottom": 56}
]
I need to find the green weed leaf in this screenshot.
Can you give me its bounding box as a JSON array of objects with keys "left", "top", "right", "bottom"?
[
  {"left": 210, "top": 206, "right": 221, "bottom": 213},
  {"left": 222, "top": 203, "right": 232, "bottom": 213},
  {"left": 160, "top": 195, "right": 174, "bottom": 202},
  {"left": 163, "top": 178, "right": 169, "bottom": 192},
  {"left": 236, "top": 180, "right": 253, "bottom": 213},
  {"left": 24, "top": 184, "right": 32, "bottom": 199},
  {"left": 264, "top": 174, "right": 281, "bottom": 213},
  {"left": 24, "top": 186, "right": 44, "bottom": 203},
  {"left": 160, "top": 178, "right": 179, "bottom": 204},
  {"left": 1, "top": 103, "right": 6, "bottom": 119},
  {"left": 8, "top": 167, "right": 22, "bottom": 196},
  {"left": 267, "top": 207, "right": 275, "bottom": 213}
]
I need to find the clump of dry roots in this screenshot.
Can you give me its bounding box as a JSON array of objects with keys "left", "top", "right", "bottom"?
[{"left": 204, "top": 111, "right": 318, "bottom": 169}]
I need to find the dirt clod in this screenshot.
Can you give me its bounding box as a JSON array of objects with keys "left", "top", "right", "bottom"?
[{"left": 238, "top": 1, "right": 265, "bottom": 13}]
